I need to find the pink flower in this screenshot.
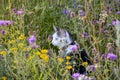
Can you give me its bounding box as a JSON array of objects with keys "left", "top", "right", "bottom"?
[{"left": 17, "top": 10, "right": 22, "bottom": 15}]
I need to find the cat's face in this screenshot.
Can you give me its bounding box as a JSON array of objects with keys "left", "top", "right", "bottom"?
[{"left": 52, "top": 26, "right": 73, "bottom": 49}]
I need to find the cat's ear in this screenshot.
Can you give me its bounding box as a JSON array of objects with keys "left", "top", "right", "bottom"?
[{"left": 53, "top": 25, "right": 60, "bottom": 32}]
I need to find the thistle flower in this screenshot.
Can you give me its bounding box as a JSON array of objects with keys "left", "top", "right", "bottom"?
[{"left": 107, "top": 53, "right": 117, "bottom": 60}]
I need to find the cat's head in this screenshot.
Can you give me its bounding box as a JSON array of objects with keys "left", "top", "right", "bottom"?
[{"left": 52, "top": 26, "right": 74, "bottom": 49}]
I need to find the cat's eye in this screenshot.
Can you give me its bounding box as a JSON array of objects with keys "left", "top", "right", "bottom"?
[{"left": 55, "top": 38, "right": 58, "bottom": 40}]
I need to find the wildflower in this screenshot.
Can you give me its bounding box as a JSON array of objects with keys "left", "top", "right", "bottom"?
[
  {"left": 72, "top": 73, "right": 80, "bottom": 79},
  {"left": 18, "top": 34, "right": 25, "bottom": 40},
  {"left": 28, "top": 34, "right": 36, "bottom": 46},
  {"left": 35, "top": 51, "right": 41, "bottom": 55},
  {"left": 0, "top": 55, "right": 2, "bottom": 60},
  {"left": 70, "top": 11, "right": 75, "bottom": 18},
  {"left": 66, "top": 61, "right": 70, "bottom": 65},
  {"left": 107, "top": 53, "right": 117, "bottom": 60},
  {"left": 43, "top": 55, "right": 49, "bottom": 62},
  {"left": 41, "top": 49, "right": 48, "bottom": 54},
  {"left": 18, "top": 43, "right": 25, "bottom": 47},
  {"left": 65, "top": 65, "right": 72, "bottom": 69},
  {"left": 0, "top": 51, "right": 7, "bottom": 55},
  {"left": 40, "top": 54, "right": 49, "bottom": 62},
  {"left": 82, "top": 62, "right": 88, "bottom": 66},
  {"left": 2, "top": 76, "right": 7, "bottom": 80},
  {"left": 1, "top": 30, "right": 5, "bottom": 35},
  {"left": 71, "top": 45, "right": 78, "bottom": 52},
  {"left": 73, "top": 0, "right": 77, "bottom": 7},
  {"left": 101, "top": 54, "right": 106, "bottom": 59},
  {"left": 25, "top": 53, "right": 29, "bottom": 59},
  {"left": 112, "top": 20, "right": 117, "bottom": 26},
  {"left": 117, "top": 11, "right": 120, "bottom": 15},
  {"left": 82, "top": 32, "right": 89, "bottom": 38},
  {"left": 78, "top": 5, "right": 82, "bottom": 10},
  {"left": 9, "top": 40, "right": 16, "bottom": 44},
  {"left": 17, "top": 10, "right": 22, "bottom": 15},
  {"left": 0, "top": 20, "right": 13, "bottom": 26},
  {"left": 57, "top": 57, "right": 64, "bottom": 63},
  {"left": 23, "top": 47, "right": 30, "bottom": 51},
  {"left": 62, "top": 9, "right": 69, "bottom": 15},
  {"left": 91, "top": 66, "right": 96, "bottom": 72},
  {"left": 66, "top": 56, "right": 71, "bottom": 60},
  {"left": 92, "top": 47, "right": 97, "bottom": 54},
  {"left": 13, "top": 8, "right": 17, "bottom": 13},
  {"left": 10, "top": 48, "right": 18, "bottom": 51},
  {"left": 78, "top": 10, "right": 85, "bottom": 17}
]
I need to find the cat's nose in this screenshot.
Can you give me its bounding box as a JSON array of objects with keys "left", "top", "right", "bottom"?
[{"left": 60, "top": 40, "right": 62, "bottom": 42}]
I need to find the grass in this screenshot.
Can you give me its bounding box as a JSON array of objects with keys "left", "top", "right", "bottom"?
[{"left": 0, "top": 0, "right": 120, "bottom": 80}]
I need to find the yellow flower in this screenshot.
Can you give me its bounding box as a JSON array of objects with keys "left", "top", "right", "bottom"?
[
  {"left": 65, "top": 65, "right": 72, "bottom": 69},
  {"left": 9, "top": 40, "right": 16, "bottom": 44},
  {"left": 41, "top": 49, "right": 48, "bottom": 54},
  {"left": 2, "top": 76, "right": 7, "bottom": 80},
  {"left": 10, "top": 48, "right": 18, "bottom": 51},
  {"left": 66, "top": 61, "right": 70, "bottom": 65},
  {"left": 57, "top": 57, "right": 64, "bottom": 63},
  {"left": 43, "top": 55, "right": 49, "bottom": 62},
  {"left": 40, "top": 54, "right": 49, "bottom": 62},
  {"left": 23, "top": 47, "right": 30, "bottom": 51},
  {"left": 0, "top": 51, "right": 7, "bottom": 55},
  {"left": 66, "top": 56, "right": 71, "bottom": 60},
  {"left": 27, "top": 55, "right": 34, "bottom": 60},
  {"left": 18, "top": 43, "right": 25, "bottom": 47},
  {"left": 35, "top": 51, "right": 41, "bottom": 55},
  {"left": 18, "top": 34, "right": 25, "bottom": 40},
  {"left": 82, "top": 62, "right": 88, "bottom": 66}
]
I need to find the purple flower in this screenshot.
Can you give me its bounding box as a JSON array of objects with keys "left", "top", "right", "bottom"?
[
  {"left": 92, "top": 20, "right": 97, "bottom": 25},
  {"left": 107, "top": 53, "right": 117, "bottom": 60},
  {"left": 101, "top": 54, "right": 106, "bottom": 59},
  {"left": 62, "top": 9, "right": 69, "bottom": 15},
  {"left": 112, "top": 20, "right": 116, "bottom": 26},
  {"left": 28, "top": 35, "right": 36, "bottom": 45},
  {"left": 82, "top": 32, "right": 89, "bottom": 38},
  {"left": 25, "top": 53, "right": 29, "bottom": 58},
  {"left": 78, "top": 10, "right": 85, "bottom": 17},
  {"left": 78, "top": 5, "right": 82, "bottom": 10},
  {"left": 0, "top": 20, "right": 13, "bottom": 26},
  {"left": 72, "top": 73, "right": 80, "bottom": 79},
  {"left": 71, "top": 45, "right": 78, "bottom": 52},
  {"left": 73, "top": 0, "right": 77, "bottom": 7},
  {"left": 91, "top": 66, "right": 96, "bottom": 72},
  {"left": 17, "top": 10, "right": 22, "bottom": 15},
  {"left": 0, "top": 55, "right": 2, "bottom": 60},
  {"left": 13, "top": 8, "right": 17, "bottom": 13},
  {"left": 1, "top": 30, "right": 5, "bottom": 35},
  {"left": 117, "top": 11, "right": 120, "bottom": 15}
]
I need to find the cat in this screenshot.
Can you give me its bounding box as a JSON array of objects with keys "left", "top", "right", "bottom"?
[{"left": 52, "top": 26, "right": 92, "bottom": 75}]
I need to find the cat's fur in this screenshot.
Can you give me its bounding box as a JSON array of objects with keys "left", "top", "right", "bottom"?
[{"left": 52, "top": 26, "right": 92, "bottom": 74}]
